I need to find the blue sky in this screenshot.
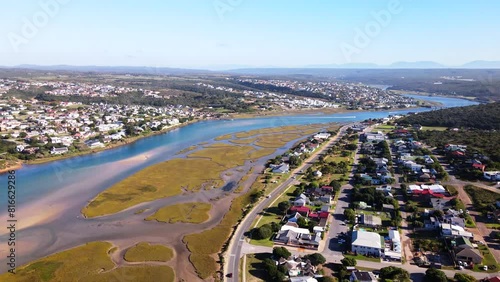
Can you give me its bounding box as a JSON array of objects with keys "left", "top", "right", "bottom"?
[{"left": 0, "top": 0, "right": 499, "bottom": 69}]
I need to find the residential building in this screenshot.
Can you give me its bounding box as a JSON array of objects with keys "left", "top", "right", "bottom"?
[
  {"left": 351, "top": 230, "right": 383, "bottom": 257},
  {"left": 350, "top": 271, "right": 377, "bottom": 282}
]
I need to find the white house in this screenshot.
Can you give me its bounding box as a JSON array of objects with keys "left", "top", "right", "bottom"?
[
  {"left": 484, "top": 171, "right": 500, "bottom": 181},
  {"left": 351, "top": 230, "right": 383, "bottom": 257}
]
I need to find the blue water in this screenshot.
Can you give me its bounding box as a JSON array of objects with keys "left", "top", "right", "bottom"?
[{"left": 0, "top": 95, "right": 477, "bottom": 206}]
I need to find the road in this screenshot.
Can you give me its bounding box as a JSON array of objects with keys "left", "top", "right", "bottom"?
[{"left": 224, "top": 125, "right": 349, "bottom": 281}]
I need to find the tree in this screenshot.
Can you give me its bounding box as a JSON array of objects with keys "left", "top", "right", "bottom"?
[
  {"left": 343, "top": 208, "right": 356, "bottom": 223},
  {"left": 273, "top": 247, "right": 291, "bottom": 260},
  {"left": 341, "top": 257, "right": 357, "bottom": 267},
  {"left": 424, "top": 268, "right": 447, "bottom": 282},
  {"left": 454, "top": 273, "right": 476, "bottom": 282},
  {"left": 329, "top": 180, "right": 341, "bottom": 191},
  {"left": 320, "top": 277, "right": 338, "bottom": 282},
  {"left": 379, "top": 266, "right": 410, "bottom": 282},
  {"left": 254, "top": 225, "right": 272, "bottom": 239},
  {"left": 289, "top": 155, "right": 301, "bottom": 167},
  {"left": 433, "top": 210, "right": 444, "bottom": 218},
  {"left": 304, "top": 253, "right": 326, "bottom": 266},
  {"left": 278, "top": 201, "right": 291, "bottom": 214},
  {"left": 297, "top": 217, "right": 308, "bottom": 228}
]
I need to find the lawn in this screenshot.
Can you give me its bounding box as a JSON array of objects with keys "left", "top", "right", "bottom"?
[
  {"left": 246, "top": 253, "right": 272, "bottom": 282},
  {"left": 485, "top": 223, "right": 500, "bottom": 229},
  {"left": 0, "top": 241, "right": 175, "bottom": 282},
  {"left": 473, "top": 244, "right": 499, "bottom": 273},
  {"left": 375, "top": 125, "right": 395, "bottom": 133},
  {"left": 145, "top": 202, "right": 211, "bottom": 224},
  {"left": 123, "top": 242, "right": 174, "bottom": 262},
  {"left": 343, "top": 253, "right": 381, "bottom": 263},
  {"left": 421, "top": 126, "right": 448, "bottom": 131}
]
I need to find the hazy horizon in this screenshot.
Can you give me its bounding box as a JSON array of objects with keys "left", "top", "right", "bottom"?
[{"left": 1, "top": 0, "right": 499, "bottom": 68}]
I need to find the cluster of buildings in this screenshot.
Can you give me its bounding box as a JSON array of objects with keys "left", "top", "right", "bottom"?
[
  {"left": 0, "top": 96, "right": 199, "bottom": 157},
  {"left": 195, "top": 82, "right": 340, "bottom": 110},
  {"left": 442, "top": 143, "right": 500, "bottom": 181},
  {"left": 274, "top": 186, "right": 335, "bottom": 250},
  {"left": 0, "top": 79, "right": 143, "bottom": 98},
  {"left": 234, "top": 78, "right": 417, "bottom": 110}
]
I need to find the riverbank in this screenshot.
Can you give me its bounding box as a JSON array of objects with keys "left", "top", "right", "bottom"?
[
  {"left": 0, "top": 120, "right": 198, "bottom": 174},
  {"left": 390, "top": 89, "right": 479, "bottom": 102}
]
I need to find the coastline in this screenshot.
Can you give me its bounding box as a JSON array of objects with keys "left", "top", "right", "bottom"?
[{"left": 0, "top": 120, "right": 199, "bottom": 174}]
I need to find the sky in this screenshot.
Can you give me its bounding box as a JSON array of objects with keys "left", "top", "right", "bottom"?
[{"left": 0, "top": 0, "right": 499, "bottom": 69}]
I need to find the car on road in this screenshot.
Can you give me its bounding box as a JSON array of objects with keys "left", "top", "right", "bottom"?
[
  {"left": 340, "top": 221, "right": 346, "bottom": 225},
  {"left": 226, "top": 273, "right": 233, "bottom": 278}
]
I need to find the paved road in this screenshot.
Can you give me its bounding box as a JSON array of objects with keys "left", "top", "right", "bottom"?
[{"left": 224, "top": 125, "right": 349, "bottom": 281}]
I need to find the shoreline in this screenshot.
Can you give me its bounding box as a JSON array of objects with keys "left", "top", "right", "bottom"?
[
  {"left": 390, "top": 89, "right": 479, "bottom": 102},
  {"left": 0, "top": 120, "right": 199, "bottom": 174}
]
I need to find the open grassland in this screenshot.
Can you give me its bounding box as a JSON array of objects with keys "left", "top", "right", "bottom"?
[
  {"left": 82, "top": 158, "right": 225, "bottom": 218},
  {"left": 123, "top": 242, "right": 174, "bottom": 262},
  {"left": 254, "top": 133, "right": 302, "bottom": 148},
  {"left": 248, "top": 148, "right": 277, "bottom": 159},
  {"left": 0, "top": 241, "right": 175, "bottom": 282},
  {"left": 145, "top": 202, "right": 211, "bottom": 224},
  {"left": 464, "top": 185, "right": 500, "bottom": 207},
  {"left": 184, "top": 186, "right": 259, "bottom": 279},
  {"left": 230, "top": 137, "right": 258, "bottom": 144},
  {"left": 421, "top": 126, "right": 448, "bottom": 131},
  {"left": 188, "top": 144, "right": 255, "bottom": 168},
  {"left": 215, "top": 133, "right": 232, "bottom": 141}
]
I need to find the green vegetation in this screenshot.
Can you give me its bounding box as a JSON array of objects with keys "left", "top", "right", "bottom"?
[
  {"left": 145, "top": 202, "right": 211, "bottom": 224},
  {"left": 82, "top": 158, "right": 225, "bottom": 217},
  {"left": 399, "top": 102, "right": 500, "bottom": 130},
  {"left": 183, "top": 184, "right": 263, "bottom": 279},
  {"left": 379, "top": 266, "right": 411, "bottom": 282},
  {"left": 464, "top": 185, "right": 500, "bottom": 212},
  {"left": 215, "top": 134, "right": 232, "bottom": 141},
  {"left": 424, "top": 268, "right": 447, "bottom": 282},
  {"left": 343, "top": 253, "right": 381, "bottom": 263},
  {"left": 188, "top": 144, "right": 255, "bottom": 167},
  {"left": 454, "top": 273, "right": 477, "bottom": 282},
  {"left": 0, "top": 241, "right": 175, "bottom": 282},
  {"left": 123, "top": 242, "right": 174, "bottom": 262}
]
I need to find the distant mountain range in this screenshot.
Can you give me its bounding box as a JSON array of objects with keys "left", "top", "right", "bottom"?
[{"left": 1, "top": 60, "right": 500, "bottom": 74}]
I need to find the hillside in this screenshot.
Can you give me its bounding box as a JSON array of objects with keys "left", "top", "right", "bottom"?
[{"left": 398, "top": 102, "right": 500, "bottom": 130}]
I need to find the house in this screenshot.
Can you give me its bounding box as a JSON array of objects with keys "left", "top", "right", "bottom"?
[
  {"left": 440, "top": 223, "right": 473, "bottom": 239},
  {"left": 424, "top": 217, "right": 439, "bottom": 229},
  {"left": 272, "top": 163, "right": 290, "bottom": 173},
  {"left": 455, "top": 248, "right": 483, "bottom": 264},
  {"left": 360, "top": 214, "right": 382, "bottom": 227},
  {"left": 275, "top": 225, "right": 321, "bottom": 249},
  {"left": 50, "top": 146, "right": 68, "bottom": 155},
  {"left": 294, "top": 194, "right": 310, "bottom": 207},
  {"left": 350, "top": 271, "right": 377, "bottom": 282},
  {"left": 287, "top": 212, "right": 303, "bottom": 223},
  {"left": 319, "top": 195, "right": 332, "bottom": 204},
  {"left": 290, "top": 206, "right": 310, "bottom": 217},
  {"left": 290, "top": 277, "right": 318, "bottom": 282},
  {"left": 443, "top": 215, "right": 465, "bottom": 228},
  {"left": 351, "top": 230, "right": 383, "bottom": 257},
  {"left": 484, "top": 171, "right": 500, "bottom": 181}
]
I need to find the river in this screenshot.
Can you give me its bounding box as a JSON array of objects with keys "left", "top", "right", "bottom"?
[{"left": 0, "top": 95, "right": 477, "bottom": 206}]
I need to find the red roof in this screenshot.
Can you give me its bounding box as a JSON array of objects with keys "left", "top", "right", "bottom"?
[
  {"left": 290, "top": 206, "right": 310, "bottom": 213},
  {"left": 319, "top": 211, "right": 329, "bottom": 218},
  {"left": 309, "top": 212, "right": 319, "bottom": 218},
  {"left": 472, "top": 163, "right": 486, "bottom": 171},
  {"left": 487, "top": 277, "right": 500, "bottom": 282}
]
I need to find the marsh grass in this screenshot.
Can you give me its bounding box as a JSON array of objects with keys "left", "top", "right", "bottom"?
[
  {"left": 145, "top": 202, "right": 211, "bottom": 224},
  {"left": 123, "top": 242, "right": 174, "bottom": 262}
]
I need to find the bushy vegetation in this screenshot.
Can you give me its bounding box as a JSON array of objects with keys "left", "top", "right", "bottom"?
[
  {"left": 398, "top": 102, "right": 500, "bottom": 130},
  {"left": 145, "top": 202, "right": 211, "bottom": 224},
  {"left": 379, "top": 266, "right": 411, "bottom": 282}
]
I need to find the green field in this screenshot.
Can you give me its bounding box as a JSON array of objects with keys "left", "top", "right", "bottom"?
[
  {"left": 145, "top": 202, "right": 211, "bottom": 224},
  {"left": 0, "top": 241, "right": 175, "bottom": 282},
  {"left": 123, "top": 242, "right": 174, "bottom": 262},
  {"left": 473, "top": 244, "right": 499, "bottom": 273}
]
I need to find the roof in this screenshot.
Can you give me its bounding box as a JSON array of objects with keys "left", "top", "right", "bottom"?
[
  {"left": 290, "top": 206, "right": 310, "bottom": 213},
  {"left": 454, "top": 236, "right": 473, "bottom": 248},
  {"left": 351, "top": 271, "right": 376, "bottom": 282},
  {"left": 352, "top": 230, "right": 382, "bottom": 249},
  {"left": 486, "top": 277, "right": 500, "bottom": 282},
  {"left": 361, "top": 214, "right": 382, "bottom": 226},
  {"left": 389, "top": 229, "right": 400, "bottom": 242},
  {"left": 456, "top": 248, "right": 483, "bottom": 260}
]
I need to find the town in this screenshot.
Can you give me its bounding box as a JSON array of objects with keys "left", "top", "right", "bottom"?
[{"left": 227, "top": 118, "right": 500, "bottom": 282}]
